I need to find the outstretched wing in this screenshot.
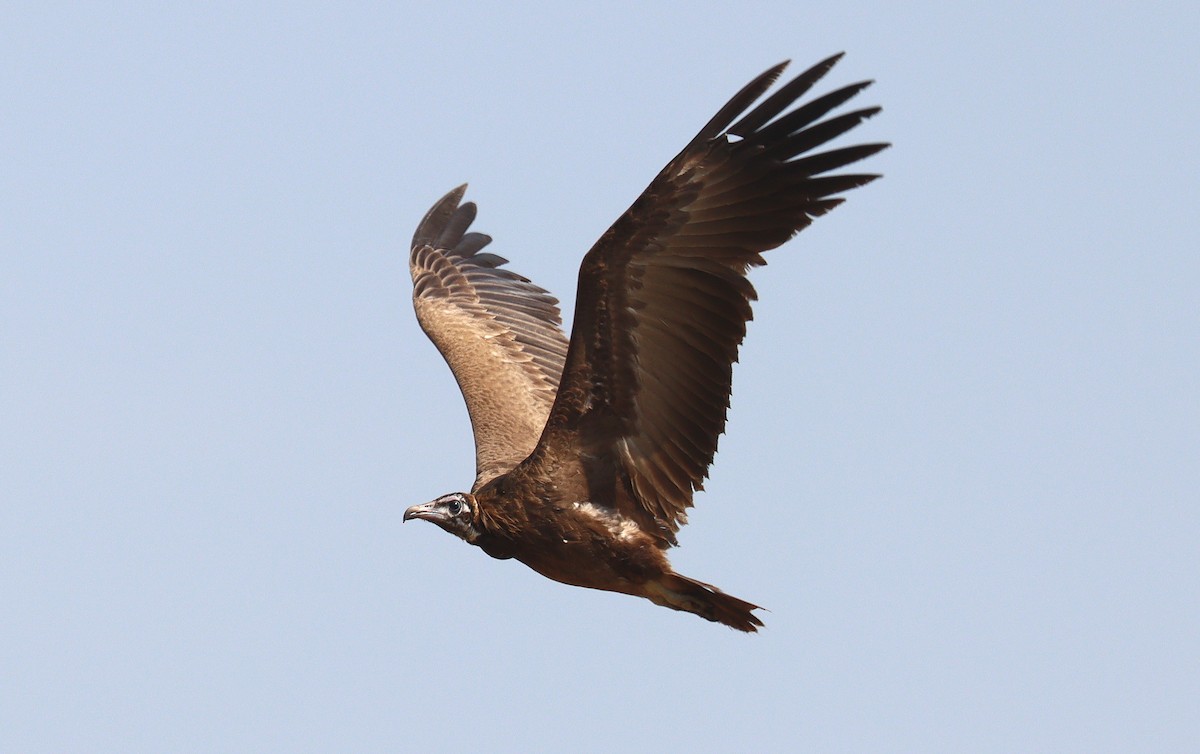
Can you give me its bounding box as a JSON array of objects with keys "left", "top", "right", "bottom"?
[
  {"left": 532, "top": 54, "right": 887, "bottom": 545},
  {"left": 410, "top": 186, "right": 569, "bottom": 489}
]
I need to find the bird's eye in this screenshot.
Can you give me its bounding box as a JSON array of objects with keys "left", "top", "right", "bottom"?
[{"left": 447, "top": 499, "right": 462, "bottom": 515}]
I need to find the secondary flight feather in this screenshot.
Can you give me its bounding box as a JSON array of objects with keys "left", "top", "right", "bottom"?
[{"left": 404, "top": 53, "right": 887, "bottom": 631}]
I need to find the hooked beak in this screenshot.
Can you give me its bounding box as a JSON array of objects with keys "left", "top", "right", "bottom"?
[{"left": 403, "top": 501, "right": 443, "bottom": 523}]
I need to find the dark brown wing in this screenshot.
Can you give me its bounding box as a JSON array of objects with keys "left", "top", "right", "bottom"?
[
  {"left": 531, "top": 54, "right": 887, "bottom": 545},
  {"left": 410, "top": 186, "right": 569, "bottom": 489}
]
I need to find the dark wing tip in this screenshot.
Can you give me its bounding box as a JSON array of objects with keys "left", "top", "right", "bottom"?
[
  {"left": 727, "top": 53, "right": 849, "bottom": 137},
  {"left": 684, "top": 60, "right": 791, "bottom": 149},
  {"left": 410, "top": 184, "right": 498, "bottom": 264},
  {"left": 411, "top": 183, "right": 469, "bottom": 250}
]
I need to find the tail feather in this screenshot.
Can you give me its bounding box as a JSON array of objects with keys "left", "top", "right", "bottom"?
[{"left": 646, "top": 572, "right": 765, "bottom": 632}]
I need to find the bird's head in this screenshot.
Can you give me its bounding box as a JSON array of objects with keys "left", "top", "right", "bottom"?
[{"left": 404, "top": 492, "right": 481, "bottom": 543}]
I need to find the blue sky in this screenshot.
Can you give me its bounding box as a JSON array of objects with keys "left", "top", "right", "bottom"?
[{"left": 3, "top": 2, "right": 1197, "bottom": 752}]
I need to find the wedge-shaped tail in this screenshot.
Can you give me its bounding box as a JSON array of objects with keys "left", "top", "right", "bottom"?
[{"left": 646, "top": 572, "right": 765, "bottom": 633}]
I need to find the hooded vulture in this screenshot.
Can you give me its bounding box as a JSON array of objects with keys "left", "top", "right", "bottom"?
[{"left": 403, "top": 54, "right": 886, "bottom": 632}]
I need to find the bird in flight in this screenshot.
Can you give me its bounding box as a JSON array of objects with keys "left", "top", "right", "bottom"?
[{"left": 403, "top": 54, "right": 886, "bottom": 631}]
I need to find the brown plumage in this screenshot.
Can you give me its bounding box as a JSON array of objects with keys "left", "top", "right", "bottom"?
[{"left": 404, "top": 54, "right": 887, "bottom": 632}]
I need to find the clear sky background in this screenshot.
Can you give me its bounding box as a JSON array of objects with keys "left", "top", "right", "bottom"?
[{"left": 3, "top": 2, "right": 1197, "bottom": 752}]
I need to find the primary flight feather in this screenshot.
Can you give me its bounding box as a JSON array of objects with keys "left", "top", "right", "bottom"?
[{"left": 404, "top": 53, "right": 887, "bottom": 632}]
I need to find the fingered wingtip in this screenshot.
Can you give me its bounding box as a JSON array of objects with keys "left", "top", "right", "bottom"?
[{"left": 412, "top": 184, "right": 472, "bottom": 250}]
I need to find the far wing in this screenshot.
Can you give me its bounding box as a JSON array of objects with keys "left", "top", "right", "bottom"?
[{"left": 410, "top": 186, "right": 569, "bottom": 489}]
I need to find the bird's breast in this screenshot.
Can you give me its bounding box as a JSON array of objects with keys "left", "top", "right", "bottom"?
[{"left": 503, "top": 501, "right": 666, "bottom": 592}]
